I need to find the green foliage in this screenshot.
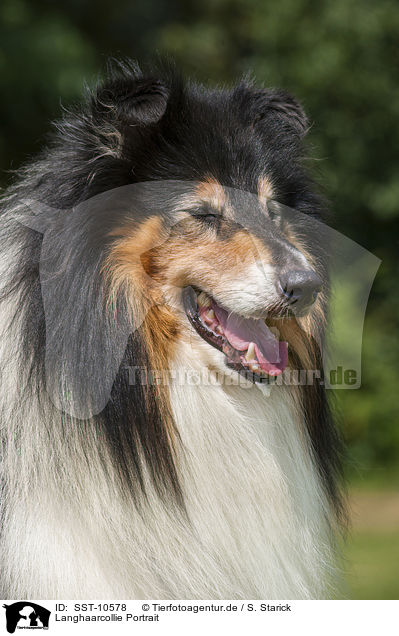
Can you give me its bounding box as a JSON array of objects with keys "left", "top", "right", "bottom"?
[
  {"left": 342, "top": 531, "right": 399, "bottom": 599},
  {"left": 0, "top": 0, "right": 96, "bottom": 173},
  {"left": 1, "top": 0, "right": 398, "bottom": 476}
]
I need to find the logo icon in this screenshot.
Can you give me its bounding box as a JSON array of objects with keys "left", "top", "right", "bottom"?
[{"left": 2, "top": 603, "right": 51, "bottom": 633}]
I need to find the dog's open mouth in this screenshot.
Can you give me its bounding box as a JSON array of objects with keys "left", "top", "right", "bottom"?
[{"left": 182, "top": 286, "right": 288, "bottom": 382}]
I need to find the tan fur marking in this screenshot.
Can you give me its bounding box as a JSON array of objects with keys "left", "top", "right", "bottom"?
[
  {"left": 195, "top": 177, "right": 228, "bottom": 211},
  {"left": 150, "top": 222, "right": 273, "bottom": 299},
  {"left": 258, "top": 175, "right": 274, "bottom": 205},
  {"left": 226, "top": 230, "right": 273, "bottom": 267},
  {"left": 103, "top": 216, "right": 180, "bottom": 445},
  {"left": 104, "top": 216, "right": 166, "bottom": 308}
]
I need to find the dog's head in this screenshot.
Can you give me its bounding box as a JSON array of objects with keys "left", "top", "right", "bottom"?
[
  {"left": 96, "top": 63, "right": 328, "bottom": 384},
  {"left": 20, "top": 63, "right": 329, "bottom": 420}
]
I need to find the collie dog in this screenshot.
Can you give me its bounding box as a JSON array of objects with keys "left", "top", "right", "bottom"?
[{"left": 0, "top": 62, "right": 344, "bottom": 599}]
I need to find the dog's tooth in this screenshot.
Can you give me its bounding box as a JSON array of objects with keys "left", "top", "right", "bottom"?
[
  {"left": 246, "top": 342, "right": 256, "bottom": 361},
  {"left": 215, "top": 325, "right": 224, "bottom": 335},
  {"left": 207, "top": 309, "right": 215, "bottom": 320}
]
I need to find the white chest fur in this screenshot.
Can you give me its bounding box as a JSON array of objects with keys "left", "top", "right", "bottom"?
[{"left": 168, "top": 366, "right": 334, "bottom": 599}]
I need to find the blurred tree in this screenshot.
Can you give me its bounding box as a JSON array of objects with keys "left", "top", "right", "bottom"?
[
  {"left": 0, "top": 0, "right": 97, "bottom": 172},
  {"left": 1, "top": 0, "right": 398, "bottom": 478}
]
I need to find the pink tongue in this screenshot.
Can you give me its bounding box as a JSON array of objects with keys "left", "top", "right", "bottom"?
[{"left": 212, "top": 303, "right": 288, "bottom": 373}]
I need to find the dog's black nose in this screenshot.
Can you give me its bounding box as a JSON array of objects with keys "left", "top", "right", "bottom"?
[{"left": 278, "top": 269, "right": 322, "bottom": 310}]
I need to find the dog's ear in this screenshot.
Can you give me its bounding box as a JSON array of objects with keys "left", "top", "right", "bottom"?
[
  {"left": 236, "top": 84, "right": 309, "bottom": 138},
  {"left": 262, "top": 90, "right": 309, "bottom": 137},
  {"left": 96, "top": 74, "right": 169, "bottom": 126}
]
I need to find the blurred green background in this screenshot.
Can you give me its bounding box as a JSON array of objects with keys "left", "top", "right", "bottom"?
[{"left": 1, "top": 0, "right": 398, "bottom": 599}]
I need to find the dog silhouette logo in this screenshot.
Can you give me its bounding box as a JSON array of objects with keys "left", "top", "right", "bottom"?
[{"left": 2, "top": 602, "right": 50, "bottom": 633}]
